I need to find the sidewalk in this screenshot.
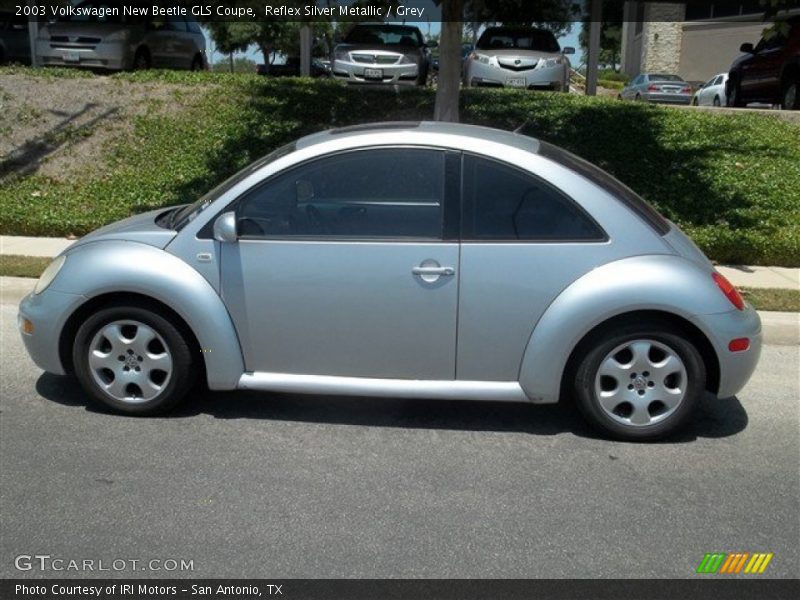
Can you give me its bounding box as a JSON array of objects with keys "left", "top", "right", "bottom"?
[{"left": 1, "top": 234, "right": 798, "bottom": 290}]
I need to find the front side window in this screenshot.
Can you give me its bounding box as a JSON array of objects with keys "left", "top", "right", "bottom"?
[
  {"left": 462, "top": 155, "right": 605, "bottom": 242},
  {"left": 237, "top": 148, "right": 445, "bottom": 239}
]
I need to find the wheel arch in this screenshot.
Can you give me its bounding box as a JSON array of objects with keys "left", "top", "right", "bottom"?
[
  {"left": 558, "top": 310, "right": 720, "bottom": 403},
  {"left": 50, "top": 241, "right": 244, "bottom": 390},
  {"left": 517, "top": 255, "right": 729, "bottom": 403}
]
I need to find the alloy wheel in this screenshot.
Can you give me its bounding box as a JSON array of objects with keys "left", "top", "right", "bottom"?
[
  {"left": 594, "top": 339, "right": 687, "bottom": 427},
  {"left": 88, "top": 320, "right": 173, "bottom": 404}
]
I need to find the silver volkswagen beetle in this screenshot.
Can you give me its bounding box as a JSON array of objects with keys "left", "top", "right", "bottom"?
[{"left": 18, "top": 122, "right": 761, "bottom": 441}]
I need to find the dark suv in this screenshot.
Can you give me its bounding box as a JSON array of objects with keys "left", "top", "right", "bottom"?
[{"left": 727, "top": 17, "right": 799, "bottom": 109}]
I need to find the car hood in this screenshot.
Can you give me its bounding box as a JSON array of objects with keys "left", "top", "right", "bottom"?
[
  {"left": 40, "top": 21, "right": 130, "bottom": 39},
  {"left": 66, "top": 208, "right": 178, "bottom": 254},
  {"left": 336, "top": 43, "right": 422, "bottom": 56}
]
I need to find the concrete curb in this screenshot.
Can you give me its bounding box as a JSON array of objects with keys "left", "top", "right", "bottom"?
[{"left": 2, "top": 276, "right": 796, "bottom": 346}]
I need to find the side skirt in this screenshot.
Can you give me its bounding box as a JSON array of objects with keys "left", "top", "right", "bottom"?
[{"left": 238, "top": 372, "right": 531, "bottom": 402}]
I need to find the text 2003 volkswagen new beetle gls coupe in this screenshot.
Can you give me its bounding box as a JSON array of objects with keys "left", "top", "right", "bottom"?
[{"left": 19, "top": 122, "right": 762, "bottom": 441}]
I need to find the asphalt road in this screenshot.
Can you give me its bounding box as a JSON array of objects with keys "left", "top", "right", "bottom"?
[{"left": 1, "top": 299, "right": 798, "bottom": 579}]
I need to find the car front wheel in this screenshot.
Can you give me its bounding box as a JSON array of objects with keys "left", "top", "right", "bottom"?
[
  {"left": 573, "top": 325, "right": 705, "bottom": 441},
  {"left": 73, "top": 305, "right": 196, "bottom": 415},
  {"left": 781, "top": 76, "right": 798, "bottom": 110}
]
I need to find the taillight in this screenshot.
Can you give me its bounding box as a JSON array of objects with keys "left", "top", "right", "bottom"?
[
  {"left": 728, "top": 338, "right": 750, "bottom": 352},
  {"left": 647, "top": 84, "right": 659, "bottom": 91},
  {"left": 712, "top": 272, "right": 745, "bottom": 310},
  {"left": 680, "top": 86, "right": 691, "bottom": 93}
]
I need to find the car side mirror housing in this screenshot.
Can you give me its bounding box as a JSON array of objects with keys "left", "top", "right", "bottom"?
[
  {"left": 213, "top": 211, "right": 238, "bottom": 243},
  {"left": 426, "top": 40, "right": 439, "bottom": 49},
  {"left": 740, "top": 42, "right": 754, "bottom": 53},
  {"left": 562, "top": 46, "right": 576, "bottom": 55}
]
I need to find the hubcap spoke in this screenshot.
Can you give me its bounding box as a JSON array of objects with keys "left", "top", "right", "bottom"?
[{"left": 629, "top": 401, "right": 652, "bottom": 426}]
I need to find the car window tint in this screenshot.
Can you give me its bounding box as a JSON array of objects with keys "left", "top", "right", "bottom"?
[
  {"left": 463, "top": 155, "right": 605, "bottom": 242},
  {"left": 237, "top": 149, "right": 445, "bottom": 239}
]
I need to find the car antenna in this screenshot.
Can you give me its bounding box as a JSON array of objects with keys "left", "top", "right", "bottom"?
[{"left": 513, "top": 120, "right": 529, "bottom": 134}]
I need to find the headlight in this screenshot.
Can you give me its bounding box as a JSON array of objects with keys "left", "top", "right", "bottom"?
[
  {"left": 34, "top": 255, "right": 66, "bottom": 295},
  {"left": 104, "top": 29, "right": 130, "bottom": 43},
  {"left": 399, "top": 54, "right": 416, "bottom": 65},
  {"left": 540, "top": 56, "right": 565, "bottom": 68},
  {"left": 469, "top": 52, "right": 491, "bottom": 65}
]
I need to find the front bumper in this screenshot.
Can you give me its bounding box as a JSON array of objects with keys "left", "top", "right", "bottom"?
[
  {"left": 332, "top": 59, "right": 419, "bottom": 85},
  {"left": 691, "top": 306, "right": 762, "bottom": 399},
  {"left": 466, "top": 60, "right": 567, "bottom": 91},
  {"left": 36, "top": 39, "right": 130, "bottom": 70},
  {"left": 18, "top": 289, "right": 86, "bottom": 375}
]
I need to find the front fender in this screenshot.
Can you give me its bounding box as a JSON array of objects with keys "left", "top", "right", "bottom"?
[
  {"left": 518, "top": 255, "right": 730, "bottom": 403},
  {"left": 52, "top": 241, "right": 244, "bottom": 390}
]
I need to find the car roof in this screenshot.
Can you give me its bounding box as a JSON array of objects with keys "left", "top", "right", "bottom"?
[{"left": 295, "top": 121, "right": 541, "bottom": 154}]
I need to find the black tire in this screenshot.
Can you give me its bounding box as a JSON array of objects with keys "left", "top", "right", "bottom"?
[
  {"left": 190, "top": 54, "right": 204, "bottom": 71},
  {"left": 73, "top": 305, "right": 196, "bottom": 415},
  {"left": 780, "top": 75, "right": 798, "bottom": 110},
  {"left": 132, "top": 47, "right": 151, "bottom": 70},
  {"left": 727, "top": 77, "right": 744, "bottom": 107},
  {"left": 713, "top": 95, "right": 721, "bottom": 107},
  {"left": 573, "top": 323, "right": 706, "bottom": 441}
]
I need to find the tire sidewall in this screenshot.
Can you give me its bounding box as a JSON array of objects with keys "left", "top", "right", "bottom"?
[
  {"left": 574, "top": 328, "right": 706, "bottom": 441},
  {"left": 73, "top": 306, "right": 194, "bottom": 415}
]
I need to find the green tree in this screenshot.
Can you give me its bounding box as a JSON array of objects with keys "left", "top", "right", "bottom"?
[{"left": 579, "top": 0, "right": 623, "bottom": 70}]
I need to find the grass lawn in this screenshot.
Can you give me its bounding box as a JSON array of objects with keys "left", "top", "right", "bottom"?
[
  {"left": 1, "top": 67, "right": 799, "bottom": 266},
  {"left": 3, "top": 254, "right": 797, "bottom": 313}
]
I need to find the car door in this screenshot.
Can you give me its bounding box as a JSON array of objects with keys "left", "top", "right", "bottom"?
[
  {"left": 741, "top": 33, "right": 787, "bottom": 100},
  {"left": 219, "top": 147, "right": 460, "bottom": 380}
]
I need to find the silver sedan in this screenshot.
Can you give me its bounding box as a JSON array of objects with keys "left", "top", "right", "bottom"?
[
  {"left": 620, "top": 73, "right": 693, "bottom": 105},
  {"left": 18, "top": 122, "right": 761, "bottom": 441}
]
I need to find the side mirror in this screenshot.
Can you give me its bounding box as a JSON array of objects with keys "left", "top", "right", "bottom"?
[
  {"left": 426, "top": 40, "right": 439, "bottom": 49},
  {"left": 562, "top": 46, "right": 576, "bottom": 55},
  {"left": 213, "top": 211, "right": 238, "bottom": 243},
  {"left": 740, "top": 42, "right": 754, "bottom": 53}
]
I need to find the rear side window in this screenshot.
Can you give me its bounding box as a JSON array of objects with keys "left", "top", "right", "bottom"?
[
  {"left": 236, "top": 148, "right": 445, "bottom": 239},
  {"left": 538, "top": 142, "right": 671, "bottom": 235},
  {"left": 462, "top": 155, "right": 605, "bottom": 242}
]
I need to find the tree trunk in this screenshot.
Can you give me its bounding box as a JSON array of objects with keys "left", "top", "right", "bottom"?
[
  {"left": 259, "top": 44, "right": 271, "bottom": 72},
  {"left": 433, "top": 0, "right": 463, "bottom": 122}
]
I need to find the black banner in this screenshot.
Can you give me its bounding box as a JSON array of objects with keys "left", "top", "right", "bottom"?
[{"left": 2, "top": 579, "right": 800, "bottom": 600}]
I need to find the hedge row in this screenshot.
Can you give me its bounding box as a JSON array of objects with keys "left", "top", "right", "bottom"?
[{"left": 1, "top": 68, "right": 798, "bottom": 266}]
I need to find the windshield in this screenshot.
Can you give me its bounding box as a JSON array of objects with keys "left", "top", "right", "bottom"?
[
  {"left": 171, "top": 142, "right": 297, "bottom": 230},
  {"left": 344, "top": 25, "right": 423, "bottom": 47},
  {"left": 649, "top": 74, "right": 684, "bottom": 82},
  {"left": 477, "top": 28, "right": 560, "bottom": 52}
]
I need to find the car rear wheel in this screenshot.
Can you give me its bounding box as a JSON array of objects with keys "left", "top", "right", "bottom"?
[
  {"left": 573, "top": 325, "right": 705, "bottom": 441},
  {"left": 781, "top": 77, "right": 798, "bottom": 110},
  {"left": 713, "top": 95, "right": 721, "bottom": 107},
  {"left": 133, "top": 48, "right": 151, "bottom": 70},
  {"left": 73, "top": 305, "right": 196, "bottom": 415},
  {"left": 190, "top": 54, "right": 204, "bottom": 71}
]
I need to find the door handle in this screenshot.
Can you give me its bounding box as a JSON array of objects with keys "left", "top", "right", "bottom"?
[{"left": 412, "top": 266, "right": 455, "bottom": 276}]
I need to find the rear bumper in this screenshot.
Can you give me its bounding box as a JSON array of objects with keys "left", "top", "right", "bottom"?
[
  {"left": 645, "top": 92, "right": 692, "bottom": 105},
  {"left": 691, "top": 306, "right": 762, "bottom": 398}
]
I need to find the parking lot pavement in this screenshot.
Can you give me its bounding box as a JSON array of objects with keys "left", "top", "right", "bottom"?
[{"left": 1, "top": 301, "right": 798, "bottom": 580}]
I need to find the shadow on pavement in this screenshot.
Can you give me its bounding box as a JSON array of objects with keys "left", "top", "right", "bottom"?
[{"left": 35, "top": 373, "right": 748, "bottom": 443}]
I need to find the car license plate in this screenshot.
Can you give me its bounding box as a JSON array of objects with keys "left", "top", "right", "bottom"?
[
  {"left": 62, "top": 51, "right": 80, "bottom": 63},
  {"left": 506, "top": 78, "right": 526, "bottom": 88},
  {"left": 363, "top": 68, "right": 382, "bottom": 80}
]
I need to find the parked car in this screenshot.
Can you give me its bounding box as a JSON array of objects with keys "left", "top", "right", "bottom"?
[
  {"left": 331, "top": 23, "right": 434, "bottom": 86},
  {"left": 727, "top": 16, "right": 799, "bottom": 109},
  {"left": 35, "top": 1, "right": 206, "bottom": 71},
  {"left": 619, "top": 73, "right": 693, "bottom": 104},
  {"left": 0, "top": 10, "right": 30, "bottom": 64},
  {"left": 18, "top": 123, "right": 761, "bottom": 441},
  {"left": 464, "top": 26, "right": 574, "bottom": 91},
  {"left": 692, "top": 73, "right": 729, "bottom": 106},
  {"left": 256, "top": 57, "right": 330, "bottom": 78}
]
